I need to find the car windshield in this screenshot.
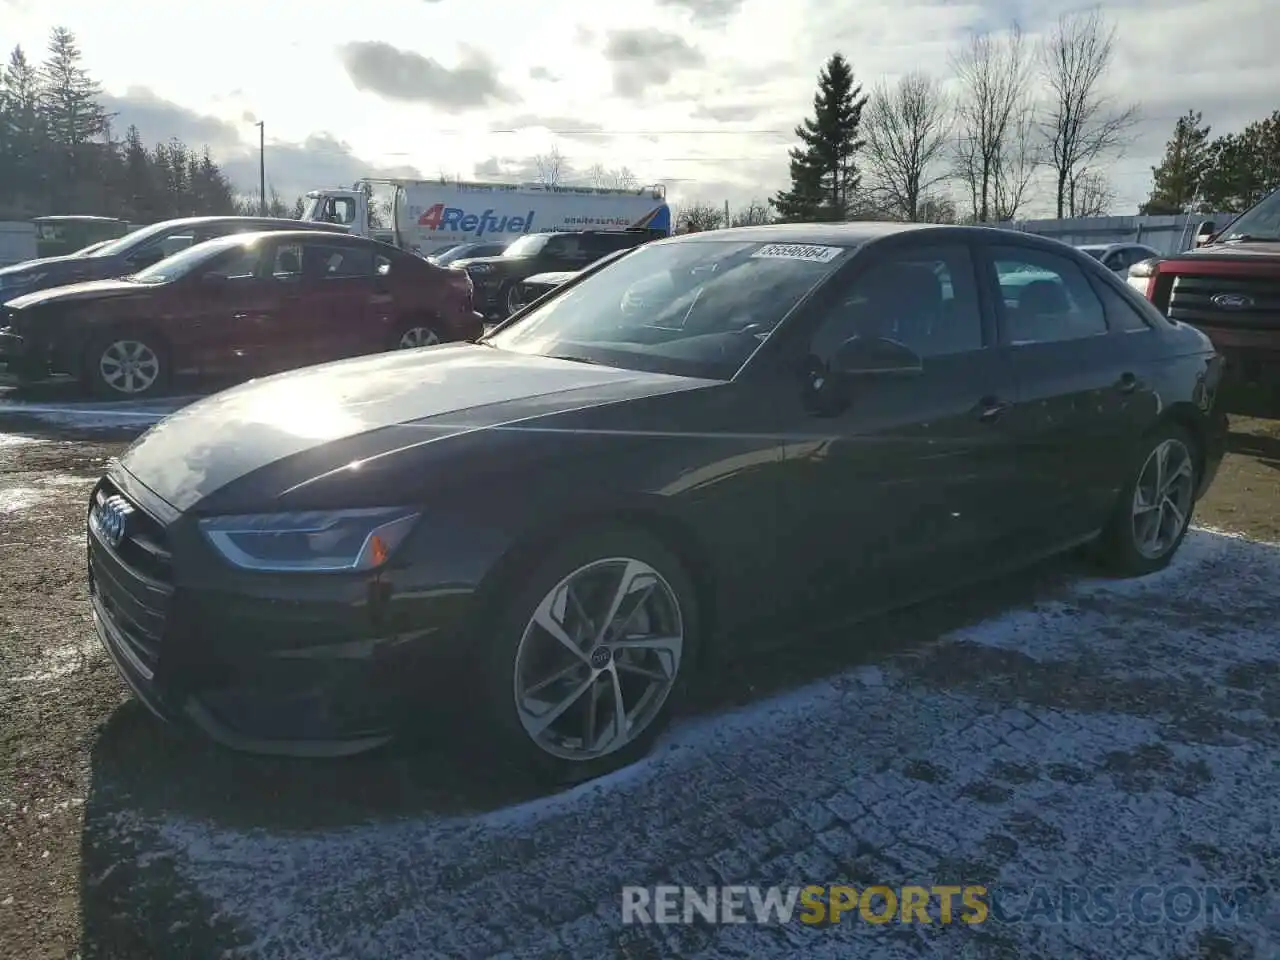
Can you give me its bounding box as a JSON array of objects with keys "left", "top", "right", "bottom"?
[
  {"left": 484, "top": 238, "right": 852, "bottom": 380},
  {"left": 1220, "top": 188, "right": 1280, "bottom": 241},
  {"left": 503, "top": 234, "right": 550, "bottom": 258},
  {"left": 128, "top": 235, "right": 249, "bottom": 284},
  {"left": 87, "top": 222, "right": 181, "bottom": 258}
]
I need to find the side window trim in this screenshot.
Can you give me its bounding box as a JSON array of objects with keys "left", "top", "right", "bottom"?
[{"left": 1087, "top": 270, "right": 1156, "bottom": 333}]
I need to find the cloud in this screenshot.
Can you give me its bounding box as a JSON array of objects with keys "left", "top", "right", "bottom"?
[
  {"left": 653, "top": 0, "right": 747, "bottom": 26},
  {"left": 528, "top": 66, "right": 559, "bottom": 82},
  {"left": 336, "top": 41, "right": 516, "bottom": 109},
  {"left": 490, "top": 113, "right": 606, "bottom": 142},
  {"left": 602, "top": 29, "right": 706, "bottom": 100},
  {"left": 101, "top": 87, "right": 242, "bottom": 150},
  {"left": 99, "top": 88, "right": 419, "bottom": 201},
  {"left": 690, "top": 102, "right": 765, "bottom": 123}
]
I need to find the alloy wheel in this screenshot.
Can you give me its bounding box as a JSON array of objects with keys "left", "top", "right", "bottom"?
[
  {"left": 98, "top": 340, "right": 160, "bottom": 396},
  {"left": 506, "top": 284, "right": 526, "bottom": 317},
  {"left": 398, "top": 327, "right": 440, "bottom": 348},
  {"left": 1131, "top": 438, "right": 1195, "bottom": 559},
  {"left": 512, "top": 557, "right": 684, "bottom": 761}
]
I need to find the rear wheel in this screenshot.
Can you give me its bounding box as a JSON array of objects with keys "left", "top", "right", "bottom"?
[
  {"left": 1095, "top": 422, "right": 1199, "bottom": 576},
  {"left": 502, "top": 281, "right": 525, "bottom": 318},
  {"left": 393, "top": 322, "right": 442, "bottom": 350},
  {"left": 85, "top": 330, "right": 168, "bottom": 399},
  {"left": 474, "top": 525, "right": 700, "bottom": 785}
]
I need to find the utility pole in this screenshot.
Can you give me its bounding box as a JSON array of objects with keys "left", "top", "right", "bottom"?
[
  {"left": 724, "top": 199, "right": 730, "bottom": 230},
  {"left": 255, "top": 121, "right": 266, "bottom": 216}
]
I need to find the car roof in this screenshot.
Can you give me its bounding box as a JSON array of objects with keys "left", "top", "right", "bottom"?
[
  {"left": 152, "top": 215, "right": 349, "bottom": 232},
  {"left": 656, "top": 221, "right": 1076, "bottom": 251},
  {"left": 216, "top": 229, "right": 374, "bottom": 245}
]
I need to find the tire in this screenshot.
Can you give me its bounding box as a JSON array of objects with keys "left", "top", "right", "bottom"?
[
  {"left": 392, "top": 320, "right": 443, "bottom": 350},
  {"left": 1094, "top": 421, "right": 1199, "bottom": 577},
  {"left": 473, "top": 524, "right": 701, "bottom": 786},
  {"left": 500, "top": 281, "right": 523, "bottom": 318},
  {"left": 84, "top": 329, "right": 169, "bottom": 400}
]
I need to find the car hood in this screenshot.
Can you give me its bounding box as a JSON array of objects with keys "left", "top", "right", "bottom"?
[
  {"left": 1175, "top": 241, "right": 1280, "bottom": 261},
  {"left": 6, "top": 278, "right": 146, "bottom": 309},
  {"left": 118, "top": 343, "right": 712, "bottom": 513},
  {"left": 525, "top": 271, "right": 579, "bottom": 285},
  {"left": 453, "top": 256, "right": 518, "bottom": 270},
  {"left": 0, "top": 253, "right": 114, "bottom": 288}
]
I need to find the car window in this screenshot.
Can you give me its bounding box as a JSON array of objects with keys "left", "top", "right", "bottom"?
[
  {"left": 991, "top": 246, "right": 1109, "bottom": 344},
  {"left": 309, "top": 243, "right": 375, "bottom": 278},
  {"left": 584, "top": 233, "right": 637, "bottom": 256},
  {"left": 810, "top": 245, "right": 985, "bottom": 360},
  {"left": 271, "top": 243, "right": 304, "bottom": 280},
  {"left": 1092, "top": 278, "right": 1152, "bottom": 333},
  {"left": 544, "top": 235, "right": 582, "bottom": 259},
  {"left": 205, "top": 247, "right": 261, "bottom": 280}
]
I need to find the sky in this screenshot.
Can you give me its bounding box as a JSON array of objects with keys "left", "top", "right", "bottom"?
[{"left": 1, "top": 0, "right": 1276, "bottom": 218}]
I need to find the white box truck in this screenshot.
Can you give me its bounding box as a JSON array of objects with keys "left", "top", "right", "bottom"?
[{"left": 300, "top": 179, "right": 672, "bottom": 255}]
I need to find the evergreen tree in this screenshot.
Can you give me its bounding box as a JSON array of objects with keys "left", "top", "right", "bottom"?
[
  {"left": 1140, "top": 110, "right": 1211, "bottom": 214},
  {"left": 39, "top": 28, "right": 110, "bottom": 211},
  {"left": 770, "top": 53, "right": 868, "bottom": 222},
  {"left": 1, "top": 46, "right": 47, "bottom": 215},
  {"left": 121, "top": 125, "right": 158, "bottom": 220},
  {"left": 1199, "top": 113, "right": 1280, "bottom": 213}
]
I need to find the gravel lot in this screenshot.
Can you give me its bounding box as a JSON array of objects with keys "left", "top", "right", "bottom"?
[{"left": 1, "top": 392, "right": 1278, "bottom": 960}]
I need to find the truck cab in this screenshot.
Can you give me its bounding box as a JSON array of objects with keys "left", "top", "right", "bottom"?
[{"left": 300, "top": 190, "right": 369, "bottom": 237}]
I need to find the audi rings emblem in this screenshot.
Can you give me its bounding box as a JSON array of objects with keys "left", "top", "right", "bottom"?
[{"left": 93, "top": 495, "right": 134, "bottom": 547}]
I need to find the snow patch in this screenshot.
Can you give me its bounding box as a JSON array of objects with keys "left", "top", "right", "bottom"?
[
  {"left": 0, "top": 486, "right": 45, "bottom": 514},
  {"left": 0, "top": 434, "right": 49, "bottom": 448}
]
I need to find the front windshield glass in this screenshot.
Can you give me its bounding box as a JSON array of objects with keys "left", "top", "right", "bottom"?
[
  {"left": 1220, "top": 188, "right": 1280, "bottom": 241},
  {"left": 129, "top": 235, "right": 248, "bottom": 284},
  {"left": 485, "top": 238, "right": 851, "bottom": 380},
  {"left": 89, "top": 222, "right": 173, "bottom": 258},
  {"left": 503, "top": 234, "right": 549, "bottom": 258},
  {"left": 71, "top": 240, "right": 109, "bottom": 256},
  {"left": 435, "top": 244, "right": 479, "bottom": 265}
]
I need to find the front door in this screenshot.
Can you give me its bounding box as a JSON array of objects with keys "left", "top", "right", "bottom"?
[
  {"left": 180, "top": 244, "right": 276, "bottom": 378},
  {"left": 982, "top": 242, "right": 1140, "bottom": 545},
  {"left": 769, "top": 241, "right": 1021, "bottom": 619}
]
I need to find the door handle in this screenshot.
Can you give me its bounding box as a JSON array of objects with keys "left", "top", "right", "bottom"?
[
  {"left": 974, "top": 396, "right": 1012, "bottom": 422},
  {"left": 1116, "top": 372, "right": 1138, "bottom": 394}
]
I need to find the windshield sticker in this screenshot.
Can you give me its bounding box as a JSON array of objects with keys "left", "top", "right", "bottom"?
[{"left": 751, "top": 243, "right": 843, "bottom": 263}]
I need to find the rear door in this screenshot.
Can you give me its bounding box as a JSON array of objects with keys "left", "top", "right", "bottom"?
[
  {"left": 299, "top": 240, "right": 381, "bottom": 362},
  {"left": 980, "top": 241, "right": 1138, "bottom": 543}
]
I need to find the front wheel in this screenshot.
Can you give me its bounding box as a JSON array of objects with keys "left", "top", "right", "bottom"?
[
  {"left": 476, "top": 526, "right": 700, "bottom": 785},
  {"left": 502, "top": 281, "right": 526, "bottom": 318},
  {"left": 85, "top": 330, "right": 168, "bottom": 400},
  {"left": 1095, "top": 423, "right": 1199, "bottom": 576}
]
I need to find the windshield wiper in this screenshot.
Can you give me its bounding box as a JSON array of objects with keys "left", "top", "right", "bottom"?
[
  {"left": 1219, "top": 234, "right": 1280, "bottom": 243},
  {"left": 551, "top": 354, "right": 609, "bottom": 366}
]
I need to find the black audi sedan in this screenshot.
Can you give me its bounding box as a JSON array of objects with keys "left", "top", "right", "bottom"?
[{"left": 87, "top": 222, "right": 1228, "bottom": 783}]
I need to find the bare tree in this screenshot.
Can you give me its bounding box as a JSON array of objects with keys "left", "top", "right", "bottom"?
[
  {"left": 534, "top": 144, "right": 567, "bottom": 186},
  {"left": 730, "top": 199, "right": 773, "bottom": 226},
  {"left": 950, "top": 27, "right": 1038, "bottom": 222},
  {"left": 1069, "top": 169, "right": 1114, "bottom": 217},
  {"left": 917, "top": 194, "right": 958, "bottom": 223},
  {"left": 676, "top": 201, "right": 724, "bottom": 232},
  {"left": 863, "top": 71, "right": 952, "bottom": 221},
  {"left": 1038, "top": 9, "right": 1139, "bottom": 218},
  {"left": 991, "top": 106, "right": 1039, "bottom": 220},
  {"left": 584, "top": 163, "right": 640, "bottom": 190}
]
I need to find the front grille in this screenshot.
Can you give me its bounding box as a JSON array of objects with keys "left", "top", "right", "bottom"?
[
  {"left": 88, "top": 479, "right": 173, "bottom": 677},
  {"left": 1168, "top": 274, "right": 1280, "bottom": 330}
]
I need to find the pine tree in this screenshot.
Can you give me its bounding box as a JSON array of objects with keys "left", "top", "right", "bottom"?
[
  {"left": 770, "top": 53, "right": 868, "bottom": 222},
  {"left": 1199, "top": 114, "right": 1280, "bottom": 214},
  {"left": 1, "top": 46, "right": 47, "bottom": 215},
  {"left": 39, "top": 28, "right": 111, "bottom": 212},
  {"left": 1140, "top": 110, "right": 1211, "bottom": 215}
]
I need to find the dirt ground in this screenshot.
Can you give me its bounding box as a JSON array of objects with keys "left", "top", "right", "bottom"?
[{"left": 0, "top": 404, "right": 1277, "bottom": 959}]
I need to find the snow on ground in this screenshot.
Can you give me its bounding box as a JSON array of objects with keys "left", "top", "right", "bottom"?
[
  {"left": 0, "top": 395, "right": 199, "bottom": 431},
  {"left": 95, "top": 529, "right": 1280, "bottom": 959}
]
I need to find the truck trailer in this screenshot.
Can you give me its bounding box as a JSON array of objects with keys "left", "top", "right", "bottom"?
[{"left": 301, "top": 179, "right": 671, "bottom": 255}]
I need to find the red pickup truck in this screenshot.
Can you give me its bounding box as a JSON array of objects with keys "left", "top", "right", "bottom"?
[{"left": 1128, "top": 189, "right": 1280, "bottom": 402}]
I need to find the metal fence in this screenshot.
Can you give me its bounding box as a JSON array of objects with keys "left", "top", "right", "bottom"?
[
  {"left": 1002, "top": 212, "right": 1237, "bottom": 256},
  {"left": 0, "top": 221, "right": 38, "bottom": 267}
]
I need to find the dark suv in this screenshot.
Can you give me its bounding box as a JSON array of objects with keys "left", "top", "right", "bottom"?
[
  {"left": 452, "top": 228, "right": 663, "bottom": 318},
  {"left": 0, "top": 216, "right": 351, "bottom": 304}
]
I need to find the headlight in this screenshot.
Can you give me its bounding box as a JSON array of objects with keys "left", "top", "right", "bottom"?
[
  {"left": 1128, "top": 258, "right": 1158, "bottom": 279},
  {"left": 199, "top": 507, "right": 419, "bottom": 573}
]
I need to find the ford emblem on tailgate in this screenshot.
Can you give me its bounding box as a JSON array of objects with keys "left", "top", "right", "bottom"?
[
  {"left": 93, "top": 495, "right": 134, "bottom": 547},
  {"left": 1211, "top": 293, "right": 1253, "bottom": 310}
]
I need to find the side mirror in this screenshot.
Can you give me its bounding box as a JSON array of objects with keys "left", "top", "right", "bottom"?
[
  {"left": 1195, "top": 220, "right": 1216, "bottom": 246},
  {"left": 832, "top": 336, "right": 923, "bottom": 377}
]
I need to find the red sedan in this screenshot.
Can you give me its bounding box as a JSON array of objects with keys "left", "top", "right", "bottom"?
[{"left": 0, "top": 230, "right": 483, "bottom": 398}]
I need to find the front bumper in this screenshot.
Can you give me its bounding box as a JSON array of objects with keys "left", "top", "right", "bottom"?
[{"left": 87, "top": 473, "right": 476, "bottom": 757}]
